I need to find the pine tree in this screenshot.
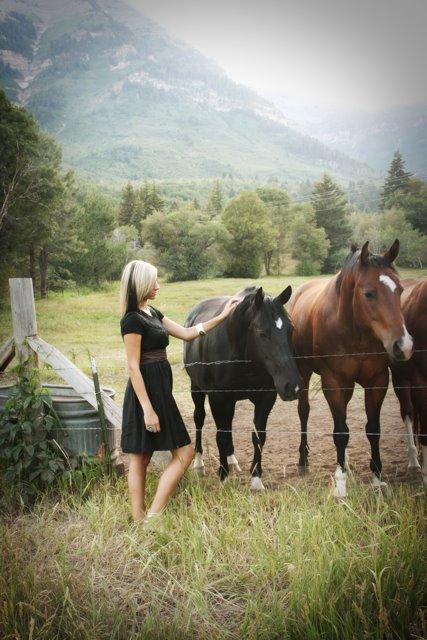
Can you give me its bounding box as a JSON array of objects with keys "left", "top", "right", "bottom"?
[
  {"left": 311, "top": 173, "right": 351, "bottom": 274},
  {"left": 206, "top": 180, "right": 223, "bottom": 218},
  {"left": 380, "top": 150, "right": 412, "bottom": 210},
  {"left": 118, "top": 182, "right": 136, "bottom": 226}
]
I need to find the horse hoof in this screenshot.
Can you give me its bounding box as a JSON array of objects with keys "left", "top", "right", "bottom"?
[
  {"left": 227, "top": 454, "right": 242, "bottom": 474},
  {"left": 297, "top": 464, "right": 310, "bottom": 476},
  {"left": 332, "top": 467, "right": 347, "bottom": 498},
  {"left": 193, "top": 453, "right": 206, "bottom": 476},
  {"left": 371, "top": 475, "right": 388, "bottom": 497},
  {"left": 407, "top": 465, "right": 422, "bottom": 481},
  {"left": 250, "top": 476, "right": 265, "bottom": 492}
]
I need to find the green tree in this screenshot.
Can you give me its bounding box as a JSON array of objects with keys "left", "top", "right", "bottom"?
[
  {"left": 205, "top": 180, "right": 223, "bottom": 218},
  {"left": 221, "top": 191, "right": 275, "bottom": 278},
  {"left": 118, "top": 182, "right": 137, "bottom": 226},
  {"left": 143, "top": 205, "right": 221, "bottom": 281},
  {"left": 350, "top": 208, "right": 426, "bottom": 268},
  {"left": 134, "top": 181, "right": 165, "bottom": 231},
  {"left": 391, "top": 177, "right": 427, "bottom": 235},
  {"left": 256, "top": 186, "right": 291, "bottom": 275},
  {"left": 73, "top": 188, "right": 116, "bottom": 287},
  {"left": 289, "top": 205, "right": 330, "bottom": 275},
  {"left": 379, "top": 150, "right": 412, "bottom": 210},
  {"left": 0, "top": 88, "right": 41, "bottom": 230},
  {"left": 311, "top": 173, "right": 351, "bottom": 273}
]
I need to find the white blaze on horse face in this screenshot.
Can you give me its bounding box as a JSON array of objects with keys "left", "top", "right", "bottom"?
[
  {"left": 379, "top": 274, "right": 397, "bottom": 293},
  {"left": 275, "top": 317, "right": 283, "bottom": 330},
  {"left": 400, "top": 326, "right": 413, "bottom": 355}
]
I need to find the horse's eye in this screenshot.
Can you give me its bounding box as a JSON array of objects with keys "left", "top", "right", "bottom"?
[
  {"left": 257, "top": 330, "right": 268, "bottom": 339},
  {"left": 365, "top": 291, "right": 376, "bottom": 300}
]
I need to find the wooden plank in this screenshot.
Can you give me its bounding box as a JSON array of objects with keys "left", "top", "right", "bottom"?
[
  {"left": 9, "top": 278, "right": 38, "bottom": 361},
  {"left": 0, "top": 337, "right": 15, "bottom": 373},
  {"left": 27, "top": 335, "right": 122, "bottom": 429}
]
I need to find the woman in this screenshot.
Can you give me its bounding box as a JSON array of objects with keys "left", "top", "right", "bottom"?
[{"left": 119, "top": 259, "right": 238, "bottom": 524}]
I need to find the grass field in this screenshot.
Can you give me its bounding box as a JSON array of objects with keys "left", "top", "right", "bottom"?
[{"left": 1, "top": 272, "right": 426, "bottom": 639}]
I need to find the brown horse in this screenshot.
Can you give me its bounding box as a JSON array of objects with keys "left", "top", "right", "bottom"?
[
  {"left": 290, "top": 240, "right": 413, "bottom": 497},
  {"left": 391, "top": 277, "right": 427, "bottom": 484}
]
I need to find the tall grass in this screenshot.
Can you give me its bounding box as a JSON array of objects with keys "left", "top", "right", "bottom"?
[{"left": 1, "top": 469, "right": 425, "bottom": 639}]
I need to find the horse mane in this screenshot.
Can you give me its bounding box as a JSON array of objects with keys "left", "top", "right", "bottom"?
[{"left": 335, "top": 245, "right": 397, "bottom": 295}]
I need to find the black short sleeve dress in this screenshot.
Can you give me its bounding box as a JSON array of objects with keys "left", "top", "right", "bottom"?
[{"left": 120, "top": 305, "right": 192, "bottom": 453}]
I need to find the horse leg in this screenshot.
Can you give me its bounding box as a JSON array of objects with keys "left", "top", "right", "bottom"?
[
  {"left": 412, "top": 384, "right": 427, "bottom": 486},
  {"left": 249, "top": 392, "right": 276, "bottom": 491},
  {"left": 322, "top": 375, "right": 353, "bottom": 498},
  {"left": 364, "top": 378, "right": 388, "bottom": 496},
  {"left": 297, "top": 369, "right": 312, "bottom": 471},
  {"left": 208, "top": 394, "right": 236, "bottom": 481},
  {"left": 391, "top": 369, "right": 420, "bottom": 471},
  {"left": 192, "top": 389, "right": 206, "bottom": 476}
]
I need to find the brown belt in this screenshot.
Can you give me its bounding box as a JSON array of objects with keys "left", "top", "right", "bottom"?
[{"left": 140, "top": 348, "right": 167, "bottom": 364}]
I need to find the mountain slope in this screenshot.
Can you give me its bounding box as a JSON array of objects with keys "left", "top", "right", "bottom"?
[
  {"left": 0, "top": 0, "right": 375, "bottom": 183},
  {"left": 263, "top": 93, "right": 427, "bottom": 179}
]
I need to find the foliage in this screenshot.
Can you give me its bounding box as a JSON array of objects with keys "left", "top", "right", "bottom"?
[
  {"left": 143, "top": 205, "right": 222, "bottom": 281},
  {"left": 289, "top": 205, "right": 330, "bottom": 275},
  {"left": 117, "top": 181, "right": 164, "bottom": 232},
  {"left": 390, "top": 177, "right": 427, "bottom": 234},
  {"left": 72, "top": 187, "right": 116, "bottom": 287},
  {"left": 0, "top": 477, "right": 425, "bottom": 639},
  {"left": 205, "top": 180, "right": 223, "bottom": 218},
  {"left": 256, "top": 186, "right": 292, "bottom": 275},
  {"left": 0, "top": 357, "right": 73, "bottom": 507},
  {"left": 221, "top": 191, "right": 275, "bottom": 278},
  {"left": 311, "top": 173, "right": 352, "bottom": 273},
  {"left": 379, "top": 150, "right": 412, "bottom": 210},
  {"left": 350, "top": 208, "right": 427, "bottom": 267}
]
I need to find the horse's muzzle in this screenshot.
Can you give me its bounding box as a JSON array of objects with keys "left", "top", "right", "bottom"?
[
  {"left": 391, "top": 329, "right": 413, "bottom": 362},
  {"left": 278, "top": 381, "right": 301, "bottom": 401}
]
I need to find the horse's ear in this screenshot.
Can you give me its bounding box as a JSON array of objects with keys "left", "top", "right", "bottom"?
[
  {"left": 274, "top": 285, "right": 292, "bottom": 306},
  {"left": 253, "top": 286, "right": 264, "bottom": 309},
  {"left": 360, "top": 241, "right": 370, "bottom": 266},
  {"left": 383, "top": 238, "right": 400, "bottom": 264}
]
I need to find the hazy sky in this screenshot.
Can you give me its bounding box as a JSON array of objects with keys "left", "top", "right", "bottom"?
[{"left": 127, "top": 0, "right": 427, "bottom": 112}]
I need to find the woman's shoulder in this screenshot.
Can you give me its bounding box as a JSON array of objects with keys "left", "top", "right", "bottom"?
[
  {"left": 120, "top": 311, "right": 145, "bottom": 335},
  {"left": 149, "top": 305, "right": 164, "bottom": 320}
]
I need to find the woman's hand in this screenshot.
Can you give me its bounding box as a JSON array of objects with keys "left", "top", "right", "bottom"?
[
  {"left": 220, "top": 297, "right": 240, "bottom": 319},
  {"left": 143, "top": 405, "right": 161, "bottom": 433}
]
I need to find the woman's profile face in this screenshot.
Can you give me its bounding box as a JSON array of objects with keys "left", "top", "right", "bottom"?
[{"left": 147, "top": 279, "right": 160, "bottom": 300}]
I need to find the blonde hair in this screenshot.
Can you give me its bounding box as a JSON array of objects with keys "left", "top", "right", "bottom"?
[{"left": 119, "top": 260, "right": 158, "bottom": 317}]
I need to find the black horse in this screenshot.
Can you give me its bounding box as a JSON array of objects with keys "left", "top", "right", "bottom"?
[{"left": 183, "top": 285, "right": 301, "bottom": 489}]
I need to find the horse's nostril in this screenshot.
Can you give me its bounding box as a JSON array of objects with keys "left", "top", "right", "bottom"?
[{"left": 392, "top": 340, "right": 404, "bottom": 360}]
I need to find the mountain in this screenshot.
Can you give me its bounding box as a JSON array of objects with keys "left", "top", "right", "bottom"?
[
  {"left": 0, "top": 0, "right": 375, "bottom": 184},
  {"left": 262, "top": 93, "right": 427, "bottom": 180}
]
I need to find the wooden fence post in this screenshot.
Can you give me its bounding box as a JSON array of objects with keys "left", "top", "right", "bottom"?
[{"left": 9, "top": 278, "right": 38, "bottom": 368}]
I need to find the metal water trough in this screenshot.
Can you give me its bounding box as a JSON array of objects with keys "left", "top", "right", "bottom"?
[{"left": 0, "top": 383, "right": 116, "bottom": 457}]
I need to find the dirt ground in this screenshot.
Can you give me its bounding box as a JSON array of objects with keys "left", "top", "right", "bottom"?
[{"left": 121, "top": 390, "right": 424, "bottom": 489}]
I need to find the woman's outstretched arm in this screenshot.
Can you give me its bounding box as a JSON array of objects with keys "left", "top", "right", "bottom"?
[{"left": 162, "top": 297, "right": 239, "bottom": 341}]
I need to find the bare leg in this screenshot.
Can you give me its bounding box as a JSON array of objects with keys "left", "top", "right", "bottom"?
[
  {"left": 127, "top": 451, "right": 153, "bottom": 521},
  {"left": 147, "top": 443, "right": 195, "bottom": 515}
]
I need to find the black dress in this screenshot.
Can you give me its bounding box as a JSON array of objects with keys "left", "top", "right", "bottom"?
[{"left": 120, "top": 305, "right": 192, "bottom": 453}]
